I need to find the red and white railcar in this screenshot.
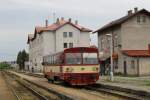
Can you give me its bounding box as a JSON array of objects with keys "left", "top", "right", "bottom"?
[{"left": 42, "top": 47, "right": 100, "bottom": 85}]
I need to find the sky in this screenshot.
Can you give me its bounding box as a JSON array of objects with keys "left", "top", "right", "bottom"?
[{"left": 0, "top": 0, "right": 150, "bottom": 61}]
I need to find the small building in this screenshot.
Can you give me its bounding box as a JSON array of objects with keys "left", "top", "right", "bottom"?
[
  {"left": 6, "top": 61, "right": 19, "bottom": 70},
  {"left": 94, "top": 8, "right": 150, "bottom": 76},
  {"left": 27, "top": 18, "right": 92, "bottom": 72},
  {"left": 24, "top": 61, "right": 30, "bottom": 71}
]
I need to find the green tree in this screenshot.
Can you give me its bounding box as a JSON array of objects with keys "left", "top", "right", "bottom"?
[
  {"left": 17, "top": 50, "right": 29, "bottom": 70},
  {"left": 17, "top": 51, "right": 22, "bottom": 69}
]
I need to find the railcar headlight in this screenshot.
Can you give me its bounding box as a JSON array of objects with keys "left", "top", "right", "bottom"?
[
  {"left": 96, "top": 67, "right": 99, "bottom": 71},
  {"left": 93, "top": 67, "right": 99, "bottom": 71},
  {"left": 66, "top": 67, "right": 74, "bottom": 72},
  {"left": 81, "top": 67, "right": 85, "bottom": 71},
  {"left": 66, "top": 68, "right": 69, "bottom": 72}
]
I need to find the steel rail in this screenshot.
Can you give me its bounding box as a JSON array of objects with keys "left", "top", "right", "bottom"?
[
  {"left": 7, "top": 71, "right": 74, "bottom": 100},
  {"left": 3, "top": 71, "right": 49, "bottom": 100},
  {"left": 1, "top": 71, "right": 21, "bottom": 100},
  {"left": 16, "top": 80, "right": 49, "bottom": 100},
  {"left": 84, "top": 85, "right": 147, "bottom": 100},
  {"left": 18, "top": 72, "right": 149, "bottom": 100}
]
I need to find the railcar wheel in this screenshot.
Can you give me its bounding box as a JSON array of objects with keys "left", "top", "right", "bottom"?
[
  {"left": 51, "top": 79, "right": 54, "bottom": 83},
  {"left": 54, "top": 76, "right": 58, "bottom": 81},
  {"left": 44, "top": 75, "right": 47, "bottom": 78},
  {"left": 48, "top": 79, "right": 54, "bottom": 83}
]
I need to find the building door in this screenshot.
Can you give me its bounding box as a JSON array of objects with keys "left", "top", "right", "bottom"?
[{"left": 124, "top": 61, "right": 127, "bottom": 75}]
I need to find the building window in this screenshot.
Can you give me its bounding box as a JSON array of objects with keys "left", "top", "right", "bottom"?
[
  {"left": 131, "top": 60, "right": 135, "bottom": 69},
  {"left": 69, "top": 43, "right": 73, "bottom": 48},
  {"left": 137, "top": 16, "right": 140, "bottom": 23},
  {"left": 106, "top": 37, "right": 110, "bottom": 49},
  {"left": 69, "top": 32, "right": 73, "bottom": 37},
  {"left": 64, "top": 43, "right": 67, "bottom": 48},
  {"left": 114, "top": 34, "right": 118, "bottom": 47},
  {"left": 63, "top": 32, "right": 67, "bottom": 38},
  {"left": 142, "top": 16, "right": 146, "bottom": 22}
]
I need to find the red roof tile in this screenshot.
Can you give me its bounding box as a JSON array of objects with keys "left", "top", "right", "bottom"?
[
  {"left": 35, "top": 19, "right": 92, "bottom": 34},
  {"left": 122, "top": 50, "right": 150, "bottom": 57},
  {"left": 28, "top": 19, "right": 92, "bottom": 43}
]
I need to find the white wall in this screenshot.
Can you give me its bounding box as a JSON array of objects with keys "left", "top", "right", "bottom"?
[
  {"left": 55, "top": 24, "right": 90, "bottom": 52},
  {"left": 80, "top": 32, "right": 90, "bottom": 47},
  {"left": 139, "top": 58, "right": 150, "bottom": 76},
  {"left": 43, "top": 31, "right": 55, "bottom": 55},
  {"left": 29, "top": 23, "right": 91, "bottom": 72},
  {"left": 29, "top": 33, "right": 44, "bottom": 72},
  {"left": 121, "top": 13, "right": 150, "bottom": 50}
]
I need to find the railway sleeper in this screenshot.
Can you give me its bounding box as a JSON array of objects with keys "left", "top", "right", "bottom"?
[{"left": 85, "top": 85, "right": 149, "bottom": 100}]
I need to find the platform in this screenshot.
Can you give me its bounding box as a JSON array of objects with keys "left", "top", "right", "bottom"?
[{"left": 97, "top": 76, "right": 150, "bottom": 93}]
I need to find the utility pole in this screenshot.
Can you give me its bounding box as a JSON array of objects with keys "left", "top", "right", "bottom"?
[{"left": 106, "top": 33, "right": 114, "bottom": 81}]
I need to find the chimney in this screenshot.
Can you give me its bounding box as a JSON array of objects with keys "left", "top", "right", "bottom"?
[
  {"left": 128, "top": 10, "right": 132, "bottom": 15},
  {"left": 148, "top": 44, "right": 150, "bottom": 54},
  {"left": 68, "top": 18, "right": 72, "bottom": 22},
  {"left": 61, "top": 17, "right": 64, "bottom": 21},
  {"left": 134, "top": 7, "right": 138, "bottom": 13},
  {"left": 56, "top": 18, "right": 60, "bottom": 24},
  {"left": 75, "top": 20, "right": 78, "bottom": 25},
  {"left": 45, "top": 19, "right": 48, "bottom": 27}
]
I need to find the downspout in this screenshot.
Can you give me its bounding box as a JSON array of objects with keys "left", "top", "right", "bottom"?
[
  {"left": 111, "top": 28, "right": 114, "bottom": 54},
  {"left": 111, "top": 28, "right": 114, "bottom": 72},
  {"left": 137, "top": 57, "right": 140, "bottom": 76},
  {"left": 54, "top": 31, "right": 56, "bottom": 52}
]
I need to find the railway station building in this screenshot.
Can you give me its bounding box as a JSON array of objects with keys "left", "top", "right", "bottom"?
[
  {"left": 27, "top": 18, "right": 92, "bottom": 72},
  {"left": 94, "top": 8, "right": 150, "bottom": 76}
]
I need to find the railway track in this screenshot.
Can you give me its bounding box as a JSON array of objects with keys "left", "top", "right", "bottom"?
[
  {"left": 2, "top": 71, "right": 73, "bottom": 100},
  {"left": 11, "top": 71, "right": 150, "bottom": 100},
  {"left": 2, "top": 71, "right": 49, "bottom": 100},
  {"left": 27, "top": 72, "right": 150, "bottom": 100},
  {"left": 83, "top": 84, "right": 149, "bottom": 100}
]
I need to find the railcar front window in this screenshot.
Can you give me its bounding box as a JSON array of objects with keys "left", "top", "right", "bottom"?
[
  {"left": 83, "top": 53, "right": 98, "bottom": 64},
  {"left": 66, "top": 53, "right": 82, "bottom": 64}
]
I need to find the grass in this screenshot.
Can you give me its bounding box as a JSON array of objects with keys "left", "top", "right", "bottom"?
[{"left": 141, "top": 80, "right": 150, "bottom": 86}]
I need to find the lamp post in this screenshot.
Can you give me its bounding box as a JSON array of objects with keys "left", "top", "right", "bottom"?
[{"left": 106, "top": 33, "right": 114, "bottom": 81}]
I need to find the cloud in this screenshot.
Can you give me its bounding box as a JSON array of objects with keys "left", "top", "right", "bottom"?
[{"left": 1, "top": 0, "right": 150, "bottom": 61}]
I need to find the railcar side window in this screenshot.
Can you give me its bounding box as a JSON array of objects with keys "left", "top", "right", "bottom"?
[
  {"left": 83, "top": 53, "right": 98, "bottom": 64},
  {"left": 43, "top": 54, "right": 63, "bottom": 65}
]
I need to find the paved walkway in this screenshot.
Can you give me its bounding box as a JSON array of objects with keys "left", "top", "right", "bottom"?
[
  {"left": 0, "top": 71, "right": 16, "bottom": 100},
  {"left": 97, "top": 76, "right": 150, "bottom": 93}
]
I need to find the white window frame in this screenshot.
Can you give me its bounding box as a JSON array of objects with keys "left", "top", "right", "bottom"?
[
  {"left": 64, "top": 43, "right": 67, "bottom": 48},
  {"left": 69, "top": 32, "right": 73, "bottom": 37},
  {"left": 63, "top": 32, "right": 67, "bottom": 38}
]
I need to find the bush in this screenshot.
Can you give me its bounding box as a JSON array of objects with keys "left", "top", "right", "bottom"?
[{"left": 0, "top": 62, "right": 11, "bottom": 69}]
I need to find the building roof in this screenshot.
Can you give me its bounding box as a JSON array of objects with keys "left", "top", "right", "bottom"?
[
  {"left": 28, "top": 18, "right": 92, "bottom": 44},
  {"left": 35, "top": 20, "right": 92, "bottom": 33},
  {"left": 27, "top": 34, "right": 34, "bottom": 44},
  {"left": 94, "top": 9, "right": 150, "bottom": 33},
  {"left": 122, "top": 50, "right": 150, "bottom": 57}
]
